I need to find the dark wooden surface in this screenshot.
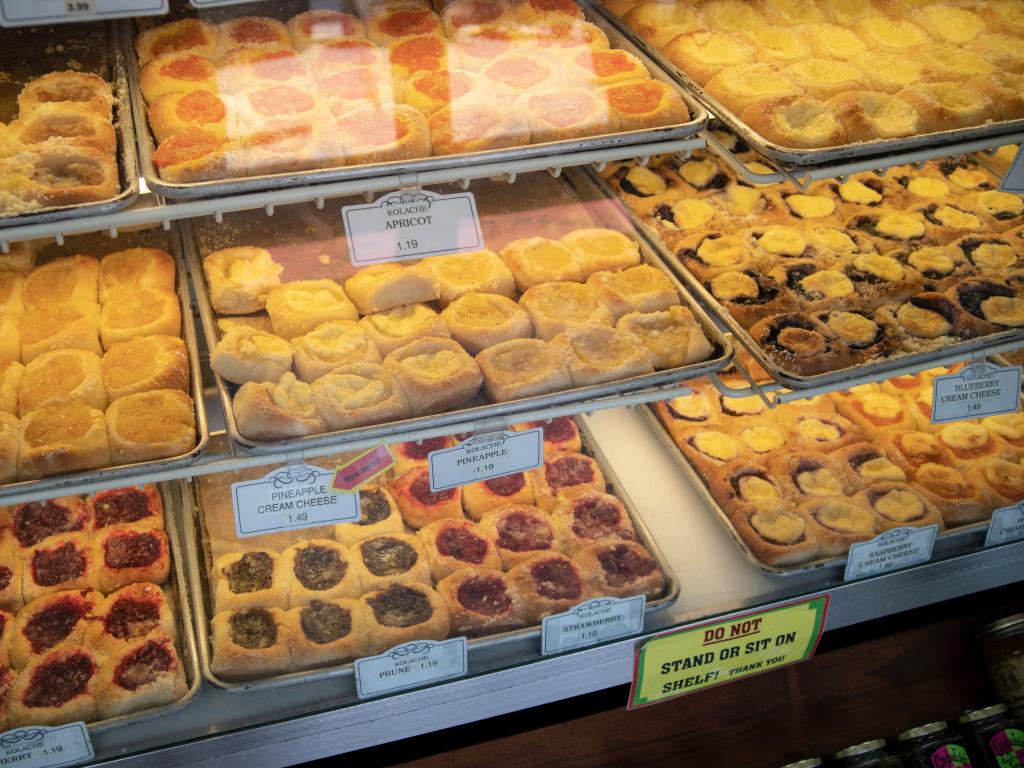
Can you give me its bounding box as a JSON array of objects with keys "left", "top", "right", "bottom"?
[{"left": 329, "top": 584, "right": 1023, "bottom": 768}]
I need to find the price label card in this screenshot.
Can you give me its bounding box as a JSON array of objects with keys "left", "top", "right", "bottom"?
[
  {"left": 986, "top": 502, "right": 1024, "bottom": 547},
  {"left": 1000, "top": 145, "right": 1024, "bottom": 193},
  {"left": 542, "top": 596, "right": 645, "bottom": 656},
  {"left": 629, "top": 596, "right": 828, "bottom": 709},
  {"left": 342, "top": 189, "right": 484, "bottom": 267},
  {"left": 232, "top": 464, "right": 359, "bottom": 538},
  {"left": 1, "top": 0, "right": 167, "bottom": 26},
  {"left": 331, "top": 445, "right": 394, "bottom": 492},
  {"left": 844, "top": 525, "right": 939, "bottom": 581},
  {"left": 427, "top": 429, "right": 543, "bottom": 492},
  {"left": 355, "top": 637, "right": 467, "bottom": 698},
  {"left": 0, "top": 723, "right": 94, "bottom": 768},
  {"left": 931, "top": 363, "right": 1022, "bottom": 424}
]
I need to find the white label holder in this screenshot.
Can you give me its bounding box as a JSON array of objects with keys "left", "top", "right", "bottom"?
[
  {"left": 541, "top": 596, "right": 646, "bottom": 656},
  {"left": 354, "top": 637, "right": 468, "bottom": 698},
  {"left": 231, "top": 463, "right": 359, "bottom": 538},
  {"left": 844, "top": 525, "right": 939, "bottom": 581},
  {"left": 931, "top": 362, "right": 1022, "bottom": 424},
  {"left": 427, "top": 429, "right": 544, "bottom": 492},
  {"left": 1000, "top": 145, "right": 1024, "bottom": 193},
  {"left": 985, "top": 502, "right": 1024, "bottom": 547},
  {"left": 342, "top": 189, "right": 484, "bottom": 266},
  {"left": 0, "top": 0, "right": 167, "bottom": 26},
  {"left": 0, "top": 723, "right": 94, "bottom": 768}
]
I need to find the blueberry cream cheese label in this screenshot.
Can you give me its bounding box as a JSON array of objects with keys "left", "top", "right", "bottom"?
[
  {"left": 844, "top": 525, "right": 939, "bottom": 581},
  {"left": 428, "top": 429, "right": 543, "bottom": 492},
  {"left": 0, "top": 723, "right": 94, "bottom": 768},
  {"left": 343, "top": 189, "right": 484, "bottom": 266},
  {"left": 629, "top": 596, "right": 828, "bottom": 709},
  {"left": 986, "top": 502, "right": 1024, "bottom": 547},
  {"left": 542, "top": 596, "right": 646, "bottom": 655},
  {"left": 232, "top": 464, "right": 360, "bottom": 538},
  {"left": 355, "top": 638, "right": 468, "bottom": 698},
  {"left": 931, "top": 363, "right": 1022, "bottom": 424}
]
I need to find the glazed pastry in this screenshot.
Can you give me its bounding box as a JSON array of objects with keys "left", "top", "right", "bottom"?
[
  {"left": 937, "top": 423, "right": 1017, "bottom": 471},
  {"left": 10, "top": 589, "right": 98, "bottom": 670},
  {"left": 233, "top": 373, "right": 327, "bottom": 442},
  {"left": 428, "top": 100, "right": 531, "bottom": 155},
  {"left": 528, "top": 452, "right": 606, "bottom": 511},
  {"left": 706, "top": 461, "right": 789, "bottom": 512},
  {"left": 282, "top": 539, "right": 360, "bottom": 607},
  {"left": 462, "top": 473, "right": 534, "bottom": 522},
  {"left": 146, "top": 90, "right": 229, "bottom": 143},
  {"left": 22, "top": 534, "right": 96, "bottom": 602},
  {"left": 359, "top": 303, "right": 451, "bottom": 357},
  {"left": 139, "top": 53, "right": 218, "bottom": 103},
  {"left": 287, "top": 9, "right": 364, "bottom": 49},
  {"left": 891, "top": 244, "right": 974, "bottom": 292},
  {"left": 214, "top": 551, "right": 285, "bottom": 613},
  {"left": 953, "top": 236, "right": 1024, "bottom": 275},
  {"left": 884, "top": 293, "right": 963, "bottom": 350},
  {"left": 211, "top": 607, "right": 290, "bottom": 680},
  {"left": 18, "top": 403, "right": 109, "bottom": 480},
  {"left": 382, "top": 336, "right": 482, "bottom": 415},
  {"left": 476, "top": 338, "right": 572, "bottom": 402},
  {"left": 9, "top": 496, "right": 89, "bottom": 548},
  {"left": 499, "top": 238, "right": 582, "bottom": 291},
  {"left": 402, "top": 69, "right": 488, "bottom": 117},
  {"left": 391, "top": 436, "right": 455, "bottom": 477},
  {"left": 479, "top": 504, "right": 559, "bottom": 570},
  {"left": 773, "top": 262, "right": 856, "bottom": 312},
  {"left": 551, "top": 489, "right": 636, "bottom": 555},
  {"left": 661, "top": 31, "right": 753, "bottom": 87},
  {"left": 211, "top": 326, "right": 294, "bottom": 385},
  {"left": 106, "top": 389, "right": 195, "bottom": 463},
  {"left": 572, "top": 541, "right": 665, "bottom": 598},
  {"left": 421, "top": 251, "right": 516, "bottom": 306},
  {"left": 85, "top": 583, "right": 175, "bottom": 657},
  {"left": 437, "top": 568, "right": 527, "bottom": 636},
  {"left": 519, "top": 282, "right": 614, "bottom": 341},
  {"left": 94, "top": 633, "right": 186, "bottom": 719},
  {"left": 334, "top": 485, "right": 405, "bottom": 548},
  {"left": 359, "top": 581, "right": 450, "bottom": 653},
  {"left": 440, "top": 293, "right": 533, "bottom": 355},
  {"left": 417, "top": 518, "right": 502, "bottom": 582},
  {"left": 780, "top": 190, "right": 840, "bottom": 224},
  {"left": 135, "top": 19, "right": 217, "bottom": 64},
  {"left": 846, "top": 210, "right": 928, "bottom": 253},
  {"left": 727, "top": 505, "right": 821, "bottom": 567},
  {"left": 292, "top": 321, "right": 381, "bottom": 382},
  {"left": 616, "top": 306, "right": 714, "bottom": 370},
  {"left": 815, "top": 309, "right": 900, "bottom": 364},
  {"left": 789, "top": 413, "right": 862, "bottom": 454},
  {"left": 678, "top": 234, "right": 756, "bottom": 281},
  {"left": 961, "top": 189, "right": 1024, "bottom": 232},
  {"left": 389, "top": 467, "right": 463, "bottom": 529},
  {"left": 769, "top": 452, "right": 854, "bottom": 501},
  {"left": 151, "top": 129, "right": 233, "bottom": 183},
  {"left": 515, "top": 86, "right": 615, "bottom": 143},
  {"left": 836, "top": 390, "right": 916, "bottom": 439},
  {"left": 559, "top": 229, "right": 640, "bottom": 276},
  {"left": 843, "top": 253, "right": 924, "bottom": 309},
  {"left": 704, "top": 271, "right": 796, "bottom": 329},
  {"left": 855, "top": 483, "right": 944, "bottom": 532},
  {"left": 0, "top": 535, "right": 23, "bottom": 610},
  {"left": 799, "top": 497, "right": 878, "bottom": 556},
  {"left": 739, "top": 96, "right": 845, "bottom": 149},
  {"left": 982, "top": 414, "right": 1024, "bottom": 458},
  {"left": 97, "top": 248, "right": 174, "bottom": 305},
  {"left": 676, "top": 425, "right": 752, "bottom": 481},
  {"left": 337, "top": 103, "right": 432, "bottom": 164},
  {"left": 968, "top": 458, "right": 1024, "bottom": 510},
  {"left": 550, "top": 326, "right": 654, "bottom": 388},
  {"left": 285, "top": 598, "right": 367, "bottom": 670},
  {"left": 826, "top": 91, "right": 921, "bottom": 143},
  {"left": 310, "top": 362, "right": 411, "bottom": 431},
  {"left": 352, "top": 533, "right": 431, "bottom": 591},
  {"left": 748, "top": 313, "right": 852, "bottom": 377},
  {"left": 912, "top": 463, "right": 991, "bottom": 527},
  {"left": 507, "top": 553, "right": 587, "bottom": 623},
  {"left": 99, "top": 288, "right": 180, "bottom": 350},
  {"left": 23, "top": 255, "right": 98, "bottom": 315},
  {"left": 831, "top": 442, "right": 908, "bottom": 490},
  {"left": 946, "top": 279, "right": 1024, "bottom": 336},
  {"left": 18, "top": 71, "right": 114, "bottom": 118},
  {"left": 705, "top": 63, "right": 800, "bottom": 115},
  {"left": 784, "top": 58, "right": 869, "bottom": 100},
  {"left": 266, "top": 280, "right": 358, "bottom": 341},
  {"left": 101, "top": 335, "right": 189, "bottom": 401},
  {"left": 94, "top": 525, "right": 170, "bottom": 593},
  {"left": 9, "top": 645, "right": 99, "bottom": 726},
  {"left": 586, "top": 265, "right": 678, "bottom": 320},
  {"left": 876, "top": 430, "right": 951, "bottom": 478},
  {"left": 915, "top": 202, "right": 987, "bottom": 245},
  {"left": 897, "top": 83, "right": 995, "bottom": 133},
  {"left": 202, "top": 247, "right": 283, "bottom": 316},
  {"left": 344, "top": 263, "right": 440, "bottom": 315},
  {"left": 512, "top": 417, "right": 582, "bottom": 454}
]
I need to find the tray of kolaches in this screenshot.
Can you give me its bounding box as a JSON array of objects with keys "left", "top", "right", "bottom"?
[
  {"left": 129, "top": 0, "right": 704, "bottom": 197},
  {"left": 602, "top": 146, "right": 1024, "bottom": 389},
  {"left": 186, "top": 417, "right": 678, "bottom": 688},
  {"left": 647, "top": 361, "right": 1024, "bottom": 575}
]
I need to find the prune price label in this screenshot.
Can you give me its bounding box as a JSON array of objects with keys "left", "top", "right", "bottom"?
[{"left": 355, "top": 638, "right": 467, "bottom": 698}]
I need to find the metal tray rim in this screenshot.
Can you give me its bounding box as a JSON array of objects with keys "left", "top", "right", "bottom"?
[
  {"left": 184, "top": 166, "right": 733, "bottom": 455},
  {"left": 639, "top": 403, "right": 990, "bottom": 577},
  {"left": 588, "top": 1, "right": 1024, "bottom": 168},
  {"left": 86, "top": 481, "right": 201, "bottom": 734},
  {"left": 0, "top": 225, "right": 211, "bottom": 501},
  {"left": 125, "top": 6, "right": 709, "bottom": 201},
  {"left": 183, "top": 416, "right": 680, "bottom": 693}
]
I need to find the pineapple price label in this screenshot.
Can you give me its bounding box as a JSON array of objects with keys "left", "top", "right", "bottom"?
[
  {"left": 931, "top": 363, "right": 1022, "bottom": 424},
  {"left": 427, "top": 429, "right": 543, "bottom": 492},
  {"left": 1, "top": 0, "right": 167, "bottom": 26},
  {"left": 342, "top": 189, "right": 484, "bottom": 266}
]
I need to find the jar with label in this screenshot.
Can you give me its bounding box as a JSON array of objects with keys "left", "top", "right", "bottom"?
[
  {"left": 833, "top": 739, "right": 905, "bottom": 767},
  {"left": 778, "top": 759, "right": 822, "bottom": 768},
  {"left": 957, "top": 704, "right": 1024, "bottom": 768},
  {"left": 977, "top": 615, "right": 1024, "bottom": 719},
  {"left": 897, "top": 721, "right": 974, "bottom": 768}
]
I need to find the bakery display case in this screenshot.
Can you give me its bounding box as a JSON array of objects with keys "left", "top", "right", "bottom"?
[{"left": 0, "top": 1, "right": 1023, "bottom": 765}]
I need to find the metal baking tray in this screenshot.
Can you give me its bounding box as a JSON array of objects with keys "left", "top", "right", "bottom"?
[
  {"left": 0, "top": 225, "right": 210, "bottom": 502},
  {"left": 183, "top": 167, "right": 732, "bottom": 455},
  {"left": 182, "top": 418, "right": 680, "bottom": 692},
  {"left": 0, "top": 20, "right": 139, "bottom": 228},
  {"left": 125, "top": 1, "right": 708, "bottom": 200},
  {"left": 587, "top": 170, "right": 1024, "bottom": 391},
  {"left": 640, "top": 400, "right": 992, "bottom": 577},
  {"left": 587, "top": 1, "right": 1024, "bottom": 169}
]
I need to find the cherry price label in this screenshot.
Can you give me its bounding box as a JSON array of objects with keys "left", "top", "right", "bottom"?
[
  {"left": 542, "top": 596, "right": 646, "bottom": 655},
  {"left": 355, "top": 637, "right": 468, "bottom": 698},
  {"left": 844, "top": 525, "right": 939, "bottom": 581},
  {"left": 1, "top": 0, "right": 167, "bottom": 26},
  {"left": 986, "top": 502, "right": 1024, "bottom": 547},
  {"left": 342, "top": 189, "right": 484, "bottom": 267},
  {"left": 427, "top": 429, "right": 543, "bottom": 492},
  {"left": 931, "top": 363, "right": 1022, "bottom": 424},
  {"left": 232, "top": 464, "right": 360, "bottom": 538},
  {"left": 0, "top": 723, "right": 94, "bottom": 768}
]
